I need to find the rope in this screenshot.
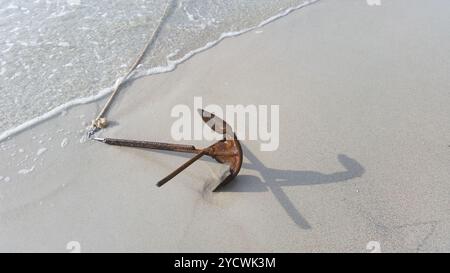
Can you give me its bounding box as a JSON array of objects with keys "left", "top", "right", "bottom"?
[{"left": 88, "top": 0, "right": 173, "bottom": 138}]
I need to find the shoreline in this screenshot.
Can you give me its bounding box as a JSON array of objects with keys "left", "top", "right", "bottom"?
[
  {"left": 1, "top": 0, "right": 450, "bottom": 252},
  {"left": 0, "top": 0, "right": 320, "bottom": 143}
]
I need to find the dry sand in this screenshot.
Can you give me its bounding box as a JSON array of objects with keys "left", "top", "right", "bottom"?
[{"left": 1, "top": 0, "right": 450, "bottom": 252}]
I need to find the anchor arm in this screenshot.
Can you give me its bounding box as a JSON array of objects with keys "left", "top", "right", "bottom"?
[{"left": 156, "top": 149, "right": 207, "bottom": 187}]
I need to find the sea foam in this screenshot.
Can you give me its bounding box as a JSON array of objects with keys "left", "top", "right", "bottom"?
[{"left": 0, "top": 0, "right": 320, "bottom": 142}]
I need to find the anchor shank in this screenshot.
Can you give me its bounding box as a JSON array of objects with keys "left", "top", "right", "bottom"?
[{"left": 96, "top": 137, "right": 201, "bottom": 154}]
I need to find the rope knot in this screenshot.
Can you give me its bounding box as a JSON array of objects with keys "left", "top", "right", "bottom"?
[{"left": 92, "top": 117, "right": 108, "bottom": 129}]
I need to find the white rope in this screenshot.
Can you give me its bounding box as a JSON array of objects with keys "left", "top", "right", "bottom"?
[{"left": 89, "top": 0, "right": 172, "bottom": 136}]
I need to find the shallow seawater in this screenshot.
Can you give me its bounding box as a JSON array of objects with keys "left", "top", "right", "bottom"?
[{"left": 0, "top": 0, "right": 317, "bottom": 139}]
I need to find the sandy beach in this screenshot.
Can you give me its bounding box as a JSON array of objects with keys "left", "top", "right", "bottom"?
[{"left": 1, "top": 0, "right": 450, "bottom": 252}]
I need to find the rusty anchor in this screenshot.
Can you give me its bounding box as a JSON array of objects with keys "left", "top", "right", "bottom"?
[{"left": 93, "top": 109, "right": 243, "bottom": 191}]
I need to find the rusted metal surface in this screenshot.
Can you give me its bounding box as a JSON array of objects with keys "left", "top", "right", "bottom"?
[
  {"left": 199, "top": 109, "right": 243, "bottom": 191},
  {"left": 96, "top": 138, "right": 200, "bottom": 154},
  {"left": 156, "top": 149, "right": 208, "bottom": 188},
  {"left": 93, "top": 109, "right": 243, "bottom": 191}
]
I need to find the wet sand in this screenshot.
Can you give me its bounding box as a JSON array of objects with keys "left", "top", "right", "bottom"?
[{"left": 1, "top": 0, "right": 450, "bottom": 252}]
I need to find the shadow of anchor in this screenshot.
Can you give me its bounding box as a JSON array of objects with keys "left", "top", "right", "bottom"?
[{"left": 218, "top": 145, "right": 365, "bottom": 229}]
